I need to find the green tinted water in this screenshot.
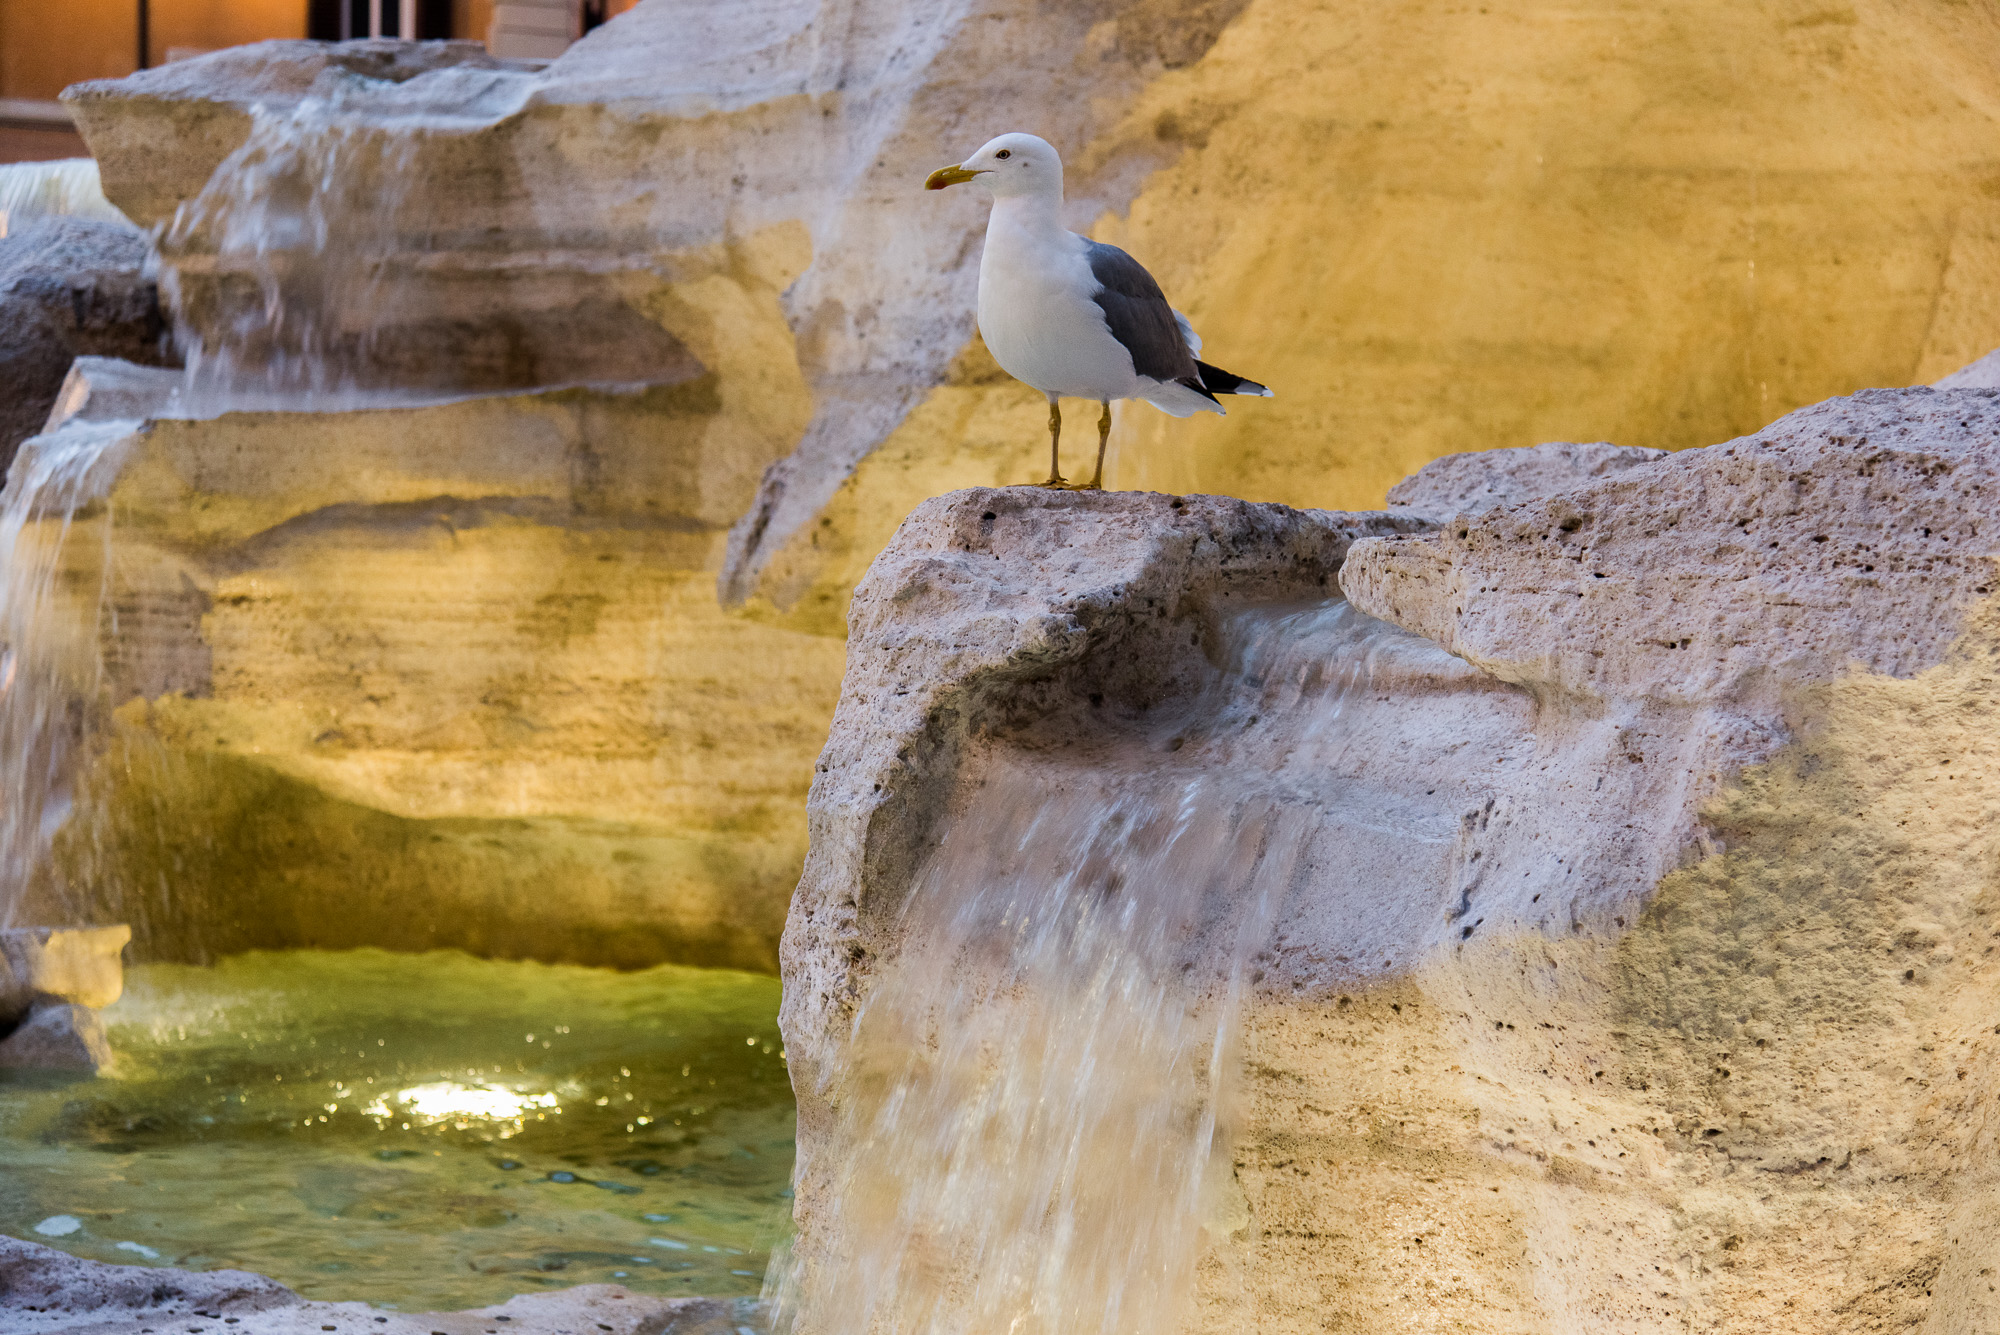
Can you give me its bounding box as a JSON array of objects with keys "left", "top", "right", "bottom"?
[{"left": 0, "top": 949, "right": 794, "bottom": 1310}]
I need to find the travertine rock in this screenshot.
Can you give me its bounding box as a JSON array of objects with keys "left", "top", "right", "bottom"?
[
  {"left": 1385, "top": 441, "right": 1667, "bottom": 522},
  {"left": 0, "top": 216, "right": 174, "bottom": 470},
  {"left": 56, "top": 2, "right": 2000, "bottom": 624},
  {"left": 10, "top": 379, "right": 843, "bottom": 970},
  {"left": 0, "top": 1234, "right": 760, "bottom": 1333},
  {"left": 1934, "top": 347, "right": 2000, "bottom": 390},
  {"left": 62, "top": 40, "right": 525, "bottom": 230},
  {"left": 0, "top": 1002, "right": 112, "bottom": 1071},
  {"left": 781, "top": 388, "right": 2000, "bottom": 1331},
  {"left": 0, "top": 925, "right": 131, "bottom": 1014}
]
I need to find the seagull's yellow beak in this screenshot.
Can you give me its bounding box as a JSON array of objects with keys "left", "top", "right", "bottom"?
[{"left": 924, "top": 164, "right": 985, "bottom": 190}]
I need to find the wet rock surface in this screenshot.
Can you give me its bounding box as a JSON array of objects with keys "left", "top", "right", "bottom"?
[
  {"left": 0, "top": 927, "right": 130, "bottom": 1072},
  {"left": 0, "top": 1003, "right": 112, "bottom": 1072},
  {"left": 0, "top": 217, "right": 175, "bottom": 471},
  {"left": 0, "top": 1235, "right": 760, "bottom": 1334},
  {"left": 783, "top": 391, "right": 2000, "bottom": 1331}
]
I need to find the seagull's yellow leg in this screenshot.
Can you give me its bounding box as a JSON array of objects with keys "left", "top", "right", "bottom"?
[
  {"left": 1076, "top": 400, "right": 1111, "bottom": 491},
  {"left": 1037, "top": 396, "right": 1068, "bottom": 488}
]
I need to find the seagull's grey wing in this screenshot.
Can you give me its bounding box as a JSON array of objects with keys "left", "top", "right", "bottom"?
[{"left": 1084, "top": 241, "right": 1203, "bottom": 387}]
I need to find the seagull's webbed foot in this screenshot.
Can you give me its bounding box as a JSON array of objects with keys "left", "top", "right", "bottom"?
[
  {"left": 1071, "top": 400, "right": 1111, "bottom": 490},
  {"left": 1035, "top": 474, "right": 1072, "bottom": 489}
]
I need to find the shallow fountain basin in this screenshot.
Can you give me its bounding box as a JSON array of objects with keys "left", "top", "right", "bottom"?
[{"left": 0, "top": 948, "right": 793, "bottom": 1311}]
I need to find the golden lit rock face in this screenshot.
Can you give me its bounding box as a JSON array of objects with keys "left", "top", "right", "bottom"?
[
  {"left": 17, "top": 371, "right": 843, "bottom": 972},
  {"left": 1091, "top": 0, "right": 2000, "bottom": 510},
  {"left": 755, "top": 0, "right": 2000, "bottom": 628},
  {"left": 48, "top": 0, "right": 2000, "bottom": 978}
]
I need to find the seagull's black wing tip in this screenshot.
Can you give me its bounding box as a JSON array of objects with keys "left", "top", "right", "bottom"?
[{"left": 1195, "top": 361, "right": 1272, "bottom": 397}]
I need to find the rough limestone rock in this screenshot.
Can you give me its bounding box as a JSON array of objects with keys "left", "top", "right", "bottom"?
[
  {"left": 0, "top": 216, "right": 174, "bottom": 471},
  {"left": 782, "top": 388, "right": 2000, "bottom": 1331},
  {"left": 1934, "top": 347, "right": 2000, "bottom": 390},
  {"left": 1385, "top": 441, "right": 1667, "bottom": 522},
  {"left": 64, "top": 1, "right": 2000, "bottom": 623},
  {"left": 61, "top": 40, "right": 527, "bottom": 230},
  {"left": 0, "top": 925, "right": 131, "bottom": 1017},
  {"left": 0, "top": 926, "right": 130, "bottom": 1071},
  {"left": 0, "top": 1003, "right": 112, "bottom": 1072},
  {"left": 9, "top": 381, "right": 842, "bottom": 970},
  {"left": 0, "top": 1234, "right": 759, "bottom": 1334}
]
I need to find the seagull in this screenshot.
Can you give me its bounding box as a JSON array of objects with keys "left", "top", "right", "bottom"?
[{"left": 926, "top": 132, "right": 1271, "bottom": 490}]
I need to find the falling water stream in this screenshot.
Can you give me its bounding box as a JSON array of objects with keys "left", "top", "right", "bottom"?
[
  {"left": 771, "top": 600, "right": 1418, "bottom": 1334},
  {"left": 0, "top": 421, "right": 134, "bottom": 931}
]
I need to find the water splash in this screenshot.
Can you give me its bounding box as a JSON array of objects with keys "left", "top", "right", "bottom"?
[
  {"left": 0, "top": 158, "right": 131, "bottom": 235},
  {"left": 159, "top": 94, "right": 426, "bottom": 410},
  {"left": 772, "top": 599, "right": 1417, "bottom": 1334},
  {"left": 0, "top": 420, "right": 138, "bottom": 928}
]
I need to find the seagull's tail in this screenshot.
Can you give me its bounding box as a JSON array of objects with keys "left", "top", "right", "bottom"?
[{"left": 1195, "top": 361, "right": 1273, "bottom": 398}]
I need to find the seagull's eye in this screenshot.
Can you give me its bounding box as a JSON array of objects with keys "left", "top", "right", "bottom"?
[{"left": 995, "top": 149, "right": 1012, "bottom": 160}]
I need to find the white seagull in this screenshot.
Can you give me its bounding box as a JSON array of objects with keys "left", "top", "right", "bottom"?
[{"left": 926, "top": 132, "right": 1272, "bottom": 490}]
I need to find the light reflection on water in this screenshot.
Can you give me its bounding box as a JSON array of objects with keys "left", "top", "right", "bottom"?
[{"left": 0, "top": 948, "right": 793, "bottom": 1309}]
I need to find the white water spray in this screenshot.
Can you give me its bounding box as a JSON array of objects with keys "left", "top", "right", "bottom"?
[
  {"left": 773, "top": 599, "right": 1419, "bottom": 1334},
  {"left": 0, "top": 421, "right": 138, "bottom": 928}
]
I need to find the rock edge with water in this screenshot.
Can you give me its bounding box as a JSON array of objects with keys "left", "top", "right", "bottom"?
[
  {"left": 0, "top": 1234, "right": 761, "bottom": 1335},
  {"left": 781, "top": 393, "right": 2000, "bottom": 1332}
]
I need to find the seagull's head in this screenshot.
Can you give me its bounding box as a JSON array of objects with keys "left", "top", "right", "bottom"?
[{"left": 925, "top": 133, "right": 1063, "bottom": 200}]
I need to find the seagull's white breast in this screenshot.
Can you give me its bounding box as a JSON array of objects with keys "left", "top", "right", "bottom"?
[{"left": 976, "top": 208, "right": 1141, "bottom": 401}]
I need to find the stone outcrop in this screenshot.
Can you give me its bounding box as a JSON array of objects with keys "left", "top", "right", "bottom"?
[
  {"left": 33, "top": 1, "right": 2000, "bottom": 974},
  {"left": 0, "top": 926, "right": 129, "bottom": 1072},
  {"left": 60, "top": 1, "right": 2000, "bottom": 623},
  {"left": 781, "top": 390, "right": 2000, "bottom": 1332},
  {"left": 1385, "top": 440, "right": 1667, "bottom": 521},
  {"left": 0, "top": 1234, "right": 760, "bottom": 1334},
  {"left": 0, "top": 925, "right": 129, "bottom": 1015},
  {"left": 9, "top": 377, "right": 842, "bottom": 970},
  {"left": 0, "top": 216, "right": 175, "bottom": 470}
]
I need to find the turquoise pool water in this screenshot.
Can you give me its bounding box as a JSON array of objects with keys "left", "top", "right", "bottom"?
[{"left": 0, "top": 949, "right": 794, "bottom": 1311}]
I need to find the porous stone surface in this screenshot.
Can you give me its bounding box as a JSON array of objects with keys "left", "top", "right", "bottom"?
[
  {"left": 61, "top": 40, "right": 526, "bottom": 230},
  {"left": 1385, "top": 441, "right": 1668, "bottom": 521},
  {"left": 0, "top": 1003, "right": 112, "bottom": 1071},
  {"left": 0, "top": 216, "right": 174, "bottom": 471},
  {"left": 0, "top": 926, "right": 131, "bottom": 1017},
  {"left": 0, "top": 1234, "right": 759, "bottom": 1334},
  {"left": 1934, "top": 346, "right": 2000, "bottom": 390},
  {"left": 781, "top": 388, "right": 2000, "bottom": 1331},
  {"left": 0, "top": 926, "right": 130, "bottom": 1071}
]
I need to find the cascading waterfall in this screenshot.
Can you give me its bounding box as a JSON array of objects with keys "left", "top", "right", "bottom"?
[
  {"left": 0, "top": 79, "right": 447, "bottom": 930},
  {"left": 159, "top": 93, "right": 424, "bottom": 409},
  {"left": 0, "top": 421, "right": 138, "bottom": 929},
  {"left": 773, "top": 599, "right": 1414, "bottom": 1334}
]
